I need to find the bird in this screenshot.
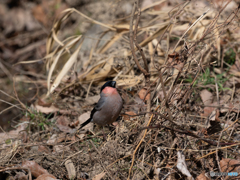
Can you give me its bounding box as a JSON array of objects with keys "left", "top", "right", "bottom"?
[{"left": 80, "top": 81, "right": 123, "bottom": 129}]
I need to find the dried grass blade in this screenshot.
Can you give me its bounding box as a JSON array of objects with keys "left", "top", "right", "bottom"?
[
  {"left": 72, "top": 8, "right": 116, "bottom": 31},
  {"left": 49, "top": 39, "right": 83, "bottom": 94},
  {"left": 97, "top": 31, "right": 126, "bottom": 54},
  {"left": 46, "top": 36, "right": 82, "bottom": 71},
  {"left": 139, "top": 23, "right": 170, "bottom": 47},
  {"left": 141, "top": 0, "right": 166, "bottom": 12},
  {"left": 47, "top": 48, "right": 64, "bottom": 93},
  {"left": 46, "top": 9, "right": 74, "bottom": 54}
]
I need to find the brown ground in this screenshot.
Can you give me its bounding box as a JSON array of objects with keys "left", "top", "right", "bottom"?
[{"left": 1, "top": 0, "right": 240, "bottom": 179}]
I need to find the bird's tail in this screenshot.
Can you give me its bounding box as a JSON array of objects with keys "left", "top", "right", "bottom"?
[{"left": 79, "top": 118, "right": 92, "bottom": 129}]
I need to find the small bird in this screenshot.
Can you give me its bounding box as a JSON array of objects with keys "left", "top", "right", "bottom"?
[{"left": 80, "top": 81, "right": 123, "bottom": 129}]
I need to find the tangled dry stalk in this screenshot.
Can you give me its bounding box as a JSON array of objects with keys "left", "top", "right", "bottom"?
[{"left": 1, "top": 0, "right": 240, "bottom": 179}]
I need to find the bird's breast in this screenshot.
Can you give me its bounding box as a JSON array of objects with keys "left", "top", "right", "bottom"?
[{"left": 92, "top": 94, "right": 123, "bottom": 126}]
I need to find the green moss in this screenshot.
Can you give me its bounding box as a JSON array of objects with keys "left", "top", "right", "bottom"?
[{"left": 224, "top": 48, "right": 236, "bottom": 65}]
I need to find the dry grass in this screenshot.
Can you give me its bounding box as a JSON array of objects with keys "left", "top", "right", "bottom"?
[{"left": 1, "top": 0, "right": 240, "bottom": 179}]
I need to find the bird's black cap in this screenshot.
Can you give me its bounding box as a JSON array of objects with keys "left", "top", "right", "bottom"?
[{"left": 100, "top": 81, "right": 116, "bottom": 92}]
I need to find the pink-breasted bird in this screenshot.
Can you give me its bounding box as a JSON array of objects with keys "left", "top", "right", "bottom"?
[{"left": 80, "top": 81, "right": 123, "bottom": 129}]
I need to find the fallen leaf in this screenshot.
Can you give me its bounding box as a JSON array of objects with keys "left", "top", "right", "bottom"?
[
  {"left": 47, "top": 134, "right": 57, "bottom": 145},
  {"left": 173, "top": 62, "right": 184, "bottom": 72},
  {"left": 138, "top": 88, "right": 150, "bottom": 101},
  {"left": 177, "top": 151, "right": 193, "bottom": 179},
  {"left": 36, "top": 174, "right": 57, "bottom": 180},
  {"left": 65, "top": 160, "right": 76, "bottom": 180},
  {"left": 92, "top": 172, "right": 106, "bottom": 180},
  {"left": 122, "top": 111, "right": 137, "bottom": 121},
  {"left": 38, "top": 145, "right": 50, "bottom": 154},
  {"left": 56, "top": 116, "right": 75, "bottom": 133},
  {"left": 196, "top": 172, "right": 210, "bottom": 180},
  {"left": 69, "top": 120, "right": 79, "bottom": 128},
  {"left": 35, "top": 104, "right": 59, "bottom": 114},
  {"left": 220, "top": 158, "right": 240, "bottom": 172},
  {"left": 37, "top": 98, "right": 53, "bottom": 107},
  {"left": 22, "top": 161, "right": 49, "bottom": 178},
  {"left": 0, "top": 123, "right": 27, "bottom": 144},
  {"left": 53, "top": 145, "right": 70, "bottom": 153},
  {"left": 112, "top": 122, "right": 119, "bottom": 126},
  {"left": 200, "top": 89, "right": 213, "bottom": 105}
]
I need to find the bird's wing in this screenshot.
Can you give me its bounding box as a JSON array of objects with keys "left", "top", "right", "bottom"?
[
  {"left": 90, "top": 95, "right": 106, "bottom": 118},
  {"left": 79, "top": 95, "right": 106, "bottom": 129},
  {"left": 94, "top": 95, "right": 106, "bottom": 110}
]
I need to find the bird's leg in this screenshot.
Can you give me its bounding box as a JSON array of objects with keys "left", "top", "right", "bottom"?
[{"left": 102, "top": 126, "right": 107, "bottom": 141}]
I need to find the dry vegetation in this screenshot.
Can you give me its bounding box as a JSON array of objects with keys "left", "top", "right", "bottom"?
[{"left": 1, "top": 0, "right": 240, "bottom": 179}]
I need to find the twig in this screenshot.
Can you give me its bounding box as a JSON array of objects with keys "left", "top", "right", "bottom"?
[
  {"left": 141, "top": 124, "right": 236, "bottom": 146},
  {"left": 127, "top": 105, "right": 160, "bottom": 180},
  {"left": 172, "top": 8, "right": 210, "bottom": 53},
  {"left": 61, "top": 150, "right": 83, "bottom": 165},
  {"left": 133, "top": 1, "right": 149, "bottom": 73},
  {"left": 129, "top": 0, "right": 149, "bottom": 77}
]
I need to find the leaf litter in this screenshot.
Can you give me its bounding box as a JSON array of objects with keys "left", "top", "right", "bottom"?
[{"left": 0, "top": 0, "right": 240, "bottom": 179}]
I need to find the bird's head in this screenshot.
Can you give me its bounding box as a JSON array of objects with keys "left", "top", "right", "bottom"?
[{"left": 100, "top": 81, "right": 116, "bottom": 92}]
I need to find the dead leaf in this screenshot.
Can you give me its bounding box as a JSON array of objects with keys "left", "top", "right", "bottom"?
[
  {"left": 176, "top": 151, "right": 193, "bottom": 179},
  {"left": 98, "top": 31, "right": 126, "bottom": 54},
  {"left": 37, "top": 98, "right": 53, "bottom": 107},
  {"left": 36, "top": 174, "right": 57, "bottom": 180},
  {"left": 220, "top": 158, "right": 240, "bottom": 172},
  {"left": 117, "top": 75, "right": 143, "bottom": 88},
  {"left": 0, "top": 123, "right": 27, "bottom": 144},
  {"left": 173, "top": 62, "right": 184, "bottom": 72},
  {"left": 69, "top": 120, "right": 79, "bottom": 128},
  {"left": 65, "top": 160, "right": 76, "bottom": 180},
  {"left": 196, "top": 172, "right": 210, "bottom": 180},
  {"left": 47, "top": 134, "right": 57, "bottom": 145},
  {"left": 38, "top": 145, "right": 50, "bottom": 154},
  {"left": 56, "top": 116, "right": 75, "bottom": 133},
  {"left": 122, "top": 111, "right": 137, "bottom": 121},
  {"left": 200, "top": 89, "right": 213, "bottom": 105},
  {"left": 92, "top": 172, "right": 106, "bottom": 180},
  {"left": 53, "top": 145, "right": 70, "bottom": 153},
  {"left": 22, "top": 161, "right": 49, "bottom": 178},
  {"left": 139, "top": 22, "right": 170, "bottom": 47},
  {"left": 35, "top": 104, "right": 59, "bottom": 114},
  {"left": 55, "top": 133, "right": 76, "bottom": 143},
  {"left": 138, "top": 88, "right": 150, "bottom": 101},
  {"left": 168, "top": 53, "right": 180, "bottom": 60}
]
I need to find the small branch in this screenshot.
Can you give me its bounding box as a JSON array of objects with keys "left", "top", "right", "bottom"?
[
  {"left": 127, "top": 105, "right": 161, "bottom": 180},
  {"left": 172, "top": 8, "right": 210, "bottom": 53},
  {"left": 141, "top": 124, "right": 236, "bottom": 146},
  {"left": 133, "top": 2, "right": 149, "bottom": 73},
  {"left": 129, "top": 1, "right": 149, "bottom": 77}
]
